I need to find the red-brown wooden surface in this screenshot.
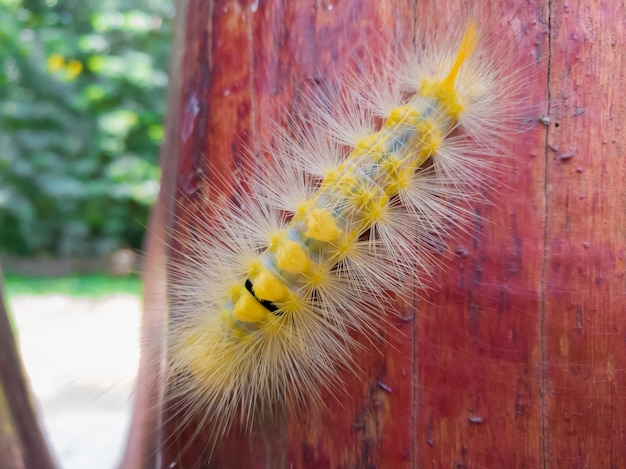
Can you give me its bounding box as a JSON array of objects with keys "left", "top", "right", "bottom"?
[
  {"left": 151, "top": 0, "right": 626, "bottom": 467},
  {"left": 0, "top": 272, "right": 57, "bottom": 469},
  {"left": 543, "top": 1, "right": 626, "bottom": 466}
]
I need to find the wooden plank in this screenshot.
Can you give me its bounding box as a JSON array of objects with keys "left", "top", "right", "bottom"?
[
  {"left": 155, "top": 0, "right": 626, "bottom": 467},
  {"left": 163, "top": 1, "right": 417, "bottom": 467},
  {"left": 0, "top": 273, "right": 57, "bottom": 469},
  {"left": 411, "top": 2, "right": 549, "bottom": 467},
  {"left": 119, "top": 1, "right": 188, "bottom": 468},
  {"left": 543, "top": 0, "right": 626, "bottom": 466}
]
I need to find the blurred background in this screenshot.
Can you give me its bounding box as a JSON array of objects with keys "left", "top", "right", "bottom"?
[{"left": 1, "top": 0, "right": 173, "bottom": 467}]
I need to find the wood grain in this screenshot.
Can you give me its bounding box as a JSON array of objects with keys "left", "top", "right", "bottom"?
[
  {"left": 0, "top": 271, "right": 57, "bottom": 469},
  {"left": 543, "top": 1, "right": 626, "bottom": 466},
  {"left": 153, "top": 0, "right": 626, "bottom": 467},
  {"left": 411, "top": 3, "right": 548, "bottom": 468}
]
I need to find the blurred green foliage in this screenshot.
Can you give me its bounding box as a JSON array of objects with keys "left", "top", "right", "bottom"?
[
  {"left": 4, "top": 273, "right": 142, "bottom": 298},
  {"left": 0, "top": 0, "right": 172, "bottom": 256}
]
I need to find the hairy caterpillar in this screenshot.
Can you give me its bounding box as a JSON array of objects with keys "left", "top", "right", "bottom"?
[{"left": 161, "top": 10, "right": 529, "bottom": 465}]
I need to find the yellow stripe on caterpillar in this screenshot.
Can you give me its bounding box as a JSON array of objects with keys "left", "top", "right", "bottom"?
[
  {"left": 380, "top": 157, "right": 412, "bottom": 195},
  {"left": 251, "top": 266, "right": 289, "bottom": 302},
  {"left": 385, "top": 105, "right": 421, "bottom": 129},
  {"left": 232, "top": 286, "right": 272, "bottom": 323},
  {"left": 305, "top": 261, "right": 330, "bottom": 289},
  {"left": 294, "top": 200, "right": 314, "bottom": 220},
  {"left": 332, "top": 229, "right": 359, "bottom": 259},
  {"left": 275, "top": 293, "right": 307, "bottom": 317},
  {"left": 177, "top": 329, "right": 215, "bottom": 378},
  {"left": 355, "top": 132, "right": 386, "bottom": 156},
  {"left": 419, "top": 22, "right": 479, "bottom": 119},
  {"left": 363, "top": 191, "right": 389, "bottom": 224},
  {"left": 304, "top": 208, "right": 340, "bottom": 243},
  {"left": 336, "top": 172, "right": 358, "bottom": 196},
  {"left": 442, "top": 21, "right": 479, "bottom": 91},
  {"left": 417, "top": 118, "right": 443, "bottom": 158},
  {"left": 178, "top": 319, "right": 250, "bottom": 383},
  {"left": 321, "top": 162, "right": 346, "bottom": 189},
  {"left": 276, "top": 238, "right": 311, "bottom": 273},
  {"left": 267, "top": 230, "right": 287, "bottom": 251}
]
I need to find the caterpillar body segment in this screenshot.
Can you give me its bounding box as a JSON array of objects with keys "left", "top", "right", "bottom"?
[
  {"left": 229, "top": 24, "right": 479, "bottom": 332},
  {"left": 168, "top": 24, "right": 505, "bottom": 435}
]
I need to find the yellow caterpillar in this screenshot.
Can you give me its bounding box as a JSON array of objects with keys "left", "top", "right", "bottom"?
[{"left": 166, "top": 22, "right": 518, "bottom": 444}]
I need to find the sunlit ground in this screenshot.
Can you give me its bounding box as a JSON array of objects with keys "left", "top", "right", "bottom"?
[{"left": 6, "top": 276, "right": 142, "bottom": 469}]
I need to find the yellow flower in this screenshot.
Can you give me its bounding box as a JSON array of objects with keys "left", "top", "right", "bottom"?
[
  {"left": 65, "top": 59, "right": 83, "bottom": 80},
  {"left": 47, "top": 54, "right": 65, "bottom": 73}
]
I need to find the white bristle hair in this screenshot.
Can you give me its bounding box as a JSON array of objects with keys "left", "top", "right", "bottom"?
[{"left": 163, "top": 16, "right": 527, "bottom": 456}]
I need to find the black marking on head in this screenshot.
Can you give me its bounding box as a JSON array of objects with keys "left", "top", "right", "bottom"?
[{"left": 245, "top": 278, "right": 281, "bottom": 315}]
